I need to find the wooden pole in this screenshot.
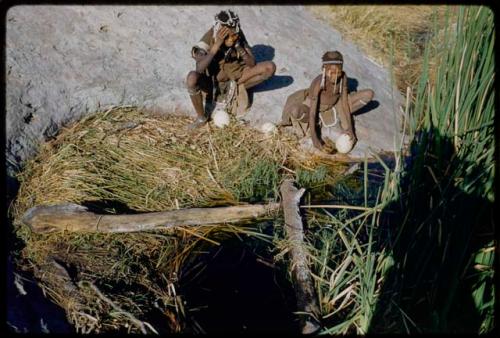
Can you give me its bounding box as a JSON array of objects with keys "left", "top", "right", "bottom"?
[
  {"left": 280, "top": 179, "right": 322, "bottom": 334},
  {"left": 22, "top": 202, "right": 280, "bottom": 234}
]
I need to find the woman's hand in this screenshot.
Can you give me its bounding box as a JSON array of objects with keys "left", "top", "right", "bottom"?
[
  {"left": 322, "top": 138, "right": 335, "bottom": 154},
  {"left": 344, "top": 129, "right": 357, "bottom": 143},
  {"left": 213, "top": 26, "right": 230, "bottom": 49},
  {"left": 312, "top": 137, "right": 325, "bottom": 150}
]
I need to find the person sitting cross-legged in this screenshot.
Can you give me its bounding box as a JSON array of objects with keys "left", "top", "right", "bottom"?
[{"left": 278, "top": 51, "right": 374, "bottom": 154}]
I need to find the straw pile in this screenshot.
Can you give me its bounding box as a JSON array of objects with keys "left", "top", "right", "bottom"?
[{"left": 11, "top": 106, "right": 347, "bottom": 333}]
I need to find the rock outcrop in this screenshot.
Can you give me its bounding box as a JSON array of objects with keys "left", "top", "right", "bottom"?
[{"left": 6, "top": 5, "right": 403, "bottom": 182}]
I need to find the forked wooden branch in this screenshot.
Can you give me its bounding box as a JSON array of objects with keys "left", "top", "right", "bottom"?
[
  {"left": 280, "top": 179, "right": 322, "bottom": 334},
  {"left": 22, "top": 202, "right": 280, "bottom": 234}
]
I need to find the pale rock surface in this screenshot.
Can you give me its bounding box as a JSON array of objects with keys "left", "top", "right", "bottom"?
[{"left": 6, "top": 5, "right": 403, "bottom": 178}]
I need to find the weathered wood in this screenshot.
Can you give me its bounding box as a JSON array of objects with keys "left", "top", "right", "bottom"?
[
  {"left": 280, "top": 179, "right": 322, "bottom": 334},
  {"left": 22, "top": 202, "right": 280, "bottom": 234}
]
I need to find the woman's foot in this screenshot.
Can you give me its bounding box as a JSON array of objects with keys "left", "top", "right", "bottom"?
[
  {"left": 235, "top": 83, "right": 249, "bottom": 116},
  {"left": 188, "top": 115, "right": 208, "bottom": 130}
]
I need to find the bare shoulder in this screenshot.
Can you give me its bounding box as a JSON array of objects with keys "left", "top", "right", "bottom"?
[
  {"left": 308, "top": 75, "right": 322, "bottom": 92},
  {"left": 191, "top": 27, "right": 214, "bottom": 59},
  {"left": 200, "top": 27, "right": 214, "bottom": 44},
  {"left": 312, "top": 74, "right": 322, "bottom": 85}
]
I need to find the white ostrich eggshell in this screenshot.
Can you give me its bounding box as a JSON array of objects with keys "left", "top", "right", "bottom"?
[
  {"left": 212, "top": 109, "right": 230, "bottom": 128},
  {"left": 335, "top": 133, "right": 355, "bottom": 154},
  {"left": 260, "top": 122, "right": 277, "bottom": 134}
]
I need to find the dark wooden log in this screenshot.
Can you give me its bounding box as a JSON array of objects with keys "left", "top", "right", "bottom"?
[
  {"left": 22, "top": 202, "right": 280, "bottom": 234},
  {"left": 280, "top": 179, "right": 322, "bottom": 334}
]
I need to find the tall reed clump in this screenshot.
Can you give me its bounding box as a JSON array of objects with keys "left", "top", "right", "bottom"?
[
  {"left": 273, "top": 152, "right": 401, "bottom": 334},
  {"left": 291, "top": 5, "right": 494, "bottom": 334},
  {"left": 371, "top": 5, "right": 494, "bottom": 333}
]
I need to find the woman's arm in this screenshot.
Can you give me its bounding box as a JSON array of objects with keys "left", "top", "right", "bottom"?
[
  {"left": 308, "top": 76, "right": 324, "bottom": 150},
  {"left": 194, "top": 26, "right": 230, "bottom": 73},
  {"left": 340, "top": 72, "right": 355, "bottom": 140},
  {"left": 235, "top": 34, "right": 256, "bottom": 67}
]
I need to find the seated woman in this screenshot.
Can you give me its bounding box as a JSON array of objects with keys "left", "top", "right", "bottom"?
[
  {"left": 278, "top": 51, "right": 374, "bottom": 153},
  {"left": 186, "top": 9, "right": 276, "bottom": 129}
]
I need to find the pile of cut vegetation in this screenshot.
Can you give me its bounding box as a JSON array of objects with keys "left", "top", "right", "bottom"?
[{"left": 11, "top": 106, "right": 348, "bottom": 333}]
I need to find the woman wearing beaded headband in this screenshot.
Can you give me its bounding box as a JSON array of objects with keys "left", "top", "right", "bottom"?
[
  {"left": 185, "top": 9, "right": 276, "bottom": 129},
  {"left": 279, "top": 51, "right": 374, "bottom": 153}
]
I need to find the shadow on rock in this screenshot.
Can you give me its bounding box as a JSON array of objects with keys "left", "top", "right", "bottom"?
[
  {"left": 250, "top": 44, "right": 293, "bottom": 93},
  {"left": 7, "top": 256, "right": 73, "bottom": 333},
  {"left": 252, "top": 75, "right": 294, "bottom": 93},
  {"left": 353, "top": 100, "right": 379, "bottom": 116},
  {"left": 252, "top": 44, "right": 275, "bottom": 63},
  {"left": 347, "top": 77, "right": 358, "bottom": 92}
]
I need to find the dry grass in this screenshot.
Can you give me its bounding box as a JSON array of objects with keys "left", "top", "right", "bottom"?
[
  {"left": 308, "top": 5, "right": 457, "bottom": 90},
  {"left": 11, "top": 106, "right": 348, "bottom": 333},
  {"left": 14, "top": 108, "right": 284, "bottom": 215}
]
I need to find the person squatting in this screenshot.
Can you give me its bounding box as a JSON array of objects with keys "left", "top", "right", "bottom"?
[{"left": 186, "top": 10, "right": 276, "bottom": 129}]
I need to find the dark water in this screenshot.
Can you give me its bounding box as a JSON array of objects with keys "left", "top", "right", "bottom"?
[
  {"left": 180, "top": 236, "right": 300, "bottom": 334},
  {"left": 6, "top": 256, "right": 73, "bottom": 333},
  {"left": 6, "top": 174, "right": 73, "bottom": 333},
  {"left": 6, "top": 237, "right": 301, "bottom": 334}
]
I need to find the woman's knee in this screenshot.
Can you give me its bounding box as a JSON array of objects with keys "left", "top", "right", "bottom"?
[
  {"left": 263, "top": 61, "right": 276, "bottom": 78},
  {"left": 363, "top": 89, "right": 374, "bottom": 101},
  {"left": 350, "top": 89, "right": 374, "bottom": 109},
  {"left": 289, "top": 106, "right": 301, "bottom": 119},
  {"left": 186, "top": 71, "right": 199, "bottom": 90}
]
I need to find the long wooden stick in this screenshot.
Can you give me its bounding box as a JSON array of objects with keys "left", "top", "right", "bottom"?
[
  {"left": 280, "top": 179, "right": 322, "bottom": 334},
  {"left": 300, "top": 204, "right": 384, "bottom": 212},
  {"left": 22, "top": 202, "right": 280, "bottom": 234}
]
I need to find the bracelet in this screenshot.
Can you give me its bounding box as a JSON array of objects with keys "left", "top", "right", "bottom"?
[{"left": 236, "top": 46, "right": 246, "bottom": 56}]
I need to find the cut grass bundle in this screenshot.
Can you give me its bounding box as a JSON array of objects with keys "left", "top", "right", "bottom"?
[
  {"left": 12, "top": 107, "right": 346, "bottom": 217},
  {"left": 11, "top": 106, "right": 347, "bottom": 333},
  {"left": 13, "top": 108, "right": 285, "bottom": 216}
]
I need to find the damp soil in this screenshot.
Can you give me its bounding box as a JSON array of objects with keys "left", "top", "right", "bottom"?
[{"left": 180, "top": 235, "right": 300, "bottom": 334}]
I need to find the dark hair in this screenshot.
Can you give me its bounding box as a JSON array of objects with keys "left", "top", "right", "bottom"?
[
  {"left": 322, "top": 51, "right": 343, "bottom": 63},
  {"left": 215, "top": 9, "right": 239, "bottom": 28}
]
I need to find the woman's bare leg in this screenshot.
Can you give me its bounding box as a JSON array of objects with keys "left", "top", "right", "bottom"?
[
  {"left": 186, "top": 71, "right": 208, "bottom": 119},
  {"left": 335, "top": 89, "right": 374, "bottom": 137},
  {"left": 279, "top": 101, "right": 309, "bottom": 126},
  {"left": 348, "top": 89, "right": 374, "bottom": 113},
  {"left": 238, "top": 61, "right": 276, "bottom": 89}
]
